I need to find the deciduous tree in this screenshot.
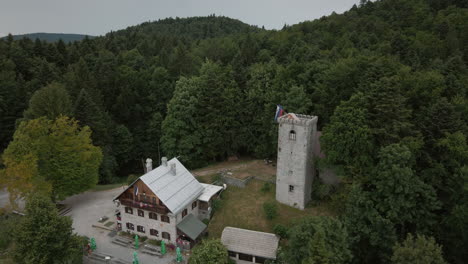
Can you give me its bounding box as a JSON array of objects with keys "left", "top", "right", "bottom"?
[
  {"left": 391, "top": 234, "right": 447, "bottom": 264},
  {"left": 1, "top": 116, "right": 102, "bottom": 201},
  {"left": 189, "top": 239, "right": 229, "bottom": 264},
  {"left": 13, "top": 193, "right": 83, "bottom": 264}
]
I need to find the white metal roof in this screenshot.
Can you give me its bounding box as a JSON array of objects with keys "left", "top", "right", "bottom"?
[
  {"left": 115, "top": 158, "right": 204, "bottom": 215},
  {"left": 221, "top": 227, "right": 280, "bottom": 259},
  {"left": 198, "top": 183, "right": 223, "bottom": 202}
]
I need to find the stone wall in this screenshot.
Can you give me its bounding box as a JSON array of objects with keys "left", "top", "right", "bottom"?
[{"left": 222, "top": 175, "right": 253, "bottom": 188}]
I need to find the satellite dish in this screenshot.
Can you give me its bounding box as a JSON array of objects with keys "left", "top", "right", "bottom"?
[
  {"left": 223, "top": 184, "right": 227, "bottom": 190},
  {"left": 114, "top": 200, "right": 121, "bottom": 207}
]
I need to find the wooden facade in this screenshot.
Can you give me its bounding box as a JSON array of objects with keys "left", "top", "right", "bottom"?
[{"left": 117, "top": 179, "right": 170, "bottom": 215}]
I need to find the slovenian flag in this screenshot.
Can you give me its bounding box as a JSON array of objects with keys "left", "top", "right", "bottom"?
[
  {"left": 274, "top": 105, "right": 286, "bottom": 122},
  {"left": 134, "top": 186, "right": 139, "bottom": 197}
]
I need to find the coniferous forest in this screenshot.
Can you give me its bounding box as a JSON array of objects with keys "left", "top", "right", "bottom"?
[{"left": 0, "top": 0, "right": 467, "bottom": 263}]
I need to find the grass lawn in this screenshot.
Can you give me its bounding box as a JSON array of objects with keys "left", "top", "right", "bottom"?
[
  {"left": 195, "top": 159, "right": 277, "bottom": 183},
  {"left": 207, "top": 179, "right": 334, "bottom": 239}
]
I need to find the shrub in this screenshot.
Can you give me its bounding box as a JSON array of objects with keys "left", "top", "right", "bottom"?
[
  {"left": 202, "top": 218, "right": 210, "bottom": 225},
  {"left": 273, "top": 224, "right": 289, "bottom": 238},
  {"left": 263, "top": 201, "right": 278, "bottom": 220},
  {"left": 261, "top": 182, "right": 271, "bottom": 193},
  {"left": 212, "top": 199, "right": 224, "bottom": 212},
  {"left": 311, "top": 177, "right": 333, "bottom": 202}
]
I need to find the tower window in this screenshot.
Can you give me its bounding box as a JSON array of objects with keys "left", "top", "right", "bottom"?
[
  {"left": 289, "top": 185, "right": 294, "bottom": 192},
  {"left": 289, "top": 130, "right": 296, "bottom": 140}
]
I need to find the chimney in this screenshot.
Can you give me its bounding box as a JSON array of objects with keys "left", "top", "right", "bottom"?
[
  {"left": 161, "top": 157, "right": 168, "bottom": 167},
  {"left": 170, "top": 163, "right": 176, "bottom": 175},
  {"left": 145, "top": 158, "right": 153, "bottom": 172}
]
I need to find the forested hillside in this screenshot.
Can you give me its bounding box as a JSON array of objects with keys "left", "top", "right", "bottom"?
[
  {"left": 2, "top": 33, "right": 95, "bottom": 43},
  {"left": 0, "top": 1, "right": 467, "bottom": 263}
]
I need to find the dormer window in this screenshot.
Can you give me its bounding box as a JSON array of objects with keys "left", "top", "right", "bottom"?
[{"left": 289, "top": 130, "right": 296, "bottom": 140}]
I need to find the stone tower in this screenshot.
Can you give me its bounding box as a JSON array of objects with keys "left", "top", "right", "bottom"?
[{"left": 276, "top": 113, "right": 318, "bottom": 210}]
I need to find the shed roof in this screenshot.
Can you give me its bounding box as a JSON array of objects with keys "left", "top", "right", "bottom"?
[
  {"left": 176, "top": 214, "right": 207, "bottom": 240},
  {"left": 198, "top": 183, "right": 224, "bottom": 202},
  {"left": 114, "top": 158, "right": 204, "bottom": 215},
  {"left": 221, "top": 227, "right": 280, "bottom": 259}
]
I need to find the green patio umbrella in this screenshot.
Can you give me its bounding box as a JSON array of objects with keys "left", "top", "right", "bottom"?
[
  {"left": 90, "top": 238, "right": 96, "bottom": 251},
  {"left": 134, "top": 234, "right": 139, "bottom": 249},
  {"left": 133, "top": 251, "right": 139, "bottom": 264},
  {"left": 160, "top": 240, "right": 166, "bottom": 255},
  {"left": 176, "top": 247, "right": 183, "bottom": 262}
]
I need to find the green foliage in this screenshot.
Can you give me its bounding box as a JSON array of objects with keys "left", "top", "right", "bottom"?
[
  {"left": 23, "top": 82, "right": 72, "bottom": 120},
  {"left": 311, "top": 176, "right": 333, "bottom": 203},
  {"left": 0, "top": 214, "right": 20, "bottom": 251},
  {"left": 263, "top": 201, "right": 278, "bottom": 220},
  {"left": 273, "top": 224, "right": 288, "bottom": 239},
  {"left": 161, "top": 61, "right": 243, "bottom": 166},
  {"left": 286, "top": 216, "right": 352, "bottom": 264},
  {"left": 261, "top": 182, "right": 272, "bottom": 193},
  {"left": 321, "top": 93, "right": 374, "bottom": 178},
  {"left": 391, "top": 234, "right": 447, "bottom": 264},
  {"left": 212, "top": 199, "right": 224, "bottom": 212},
  {"left": 1, "top": 116, "right": 102, "bottom": 201},
  {"left": 189, "top": 239, "right": 229, "bottom": 264},
  {"left": 13, "top": 193, "right": 83, "bottom": 264},
  {"left": 344, "top": 144, "right": 440, "bottom": 263}
]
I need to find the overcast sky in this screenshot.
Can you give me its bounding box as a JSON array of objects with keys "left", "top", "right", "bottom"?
[{"left": 0, "top": 0, "right": 361, "bottom": 37}]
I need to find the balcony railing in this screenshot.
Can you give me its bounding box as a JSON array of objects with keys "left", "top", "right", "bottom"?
[{"left": 120, "top": 199, "right": 169, "bottom": 215}]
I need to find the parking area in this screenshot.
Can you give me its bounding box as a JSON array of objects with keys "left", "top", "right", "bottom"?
[{"left": 62, "top": 187, "right": 183, "bottom": 263}]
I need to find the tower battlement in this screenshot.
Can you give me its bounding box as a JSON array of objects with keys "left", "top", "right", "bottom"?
[{"left": 278, "top": 114, "right": 318, "bottom": 126}]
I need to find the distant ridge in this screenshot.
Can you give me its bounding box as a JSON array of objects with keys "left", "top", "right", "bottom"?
[{"left": 2, "top": 33, "right": 96, "bottom": 43}]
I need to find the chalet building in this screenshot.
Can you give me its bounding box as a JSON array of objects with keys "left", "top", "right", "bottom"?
[{"left": 113, "top": 157, "right": 223, "bottom": 248}]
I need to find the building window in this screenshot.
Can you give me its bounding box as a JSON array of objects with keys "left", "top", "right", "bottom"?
[
  {"left": 138, "top": 210, "right": 144, "bottom": 217},
  {"left": 182, "top": 209, "right": 188, "bottom": 218},
  {"left": 192, "top": 201, "right": 197, "bottom": 209},
  {"left": 228, "top": 251, "right": 237, "bottom": 257},
  {"left": 239, "top": 253, "right": 253, "bottom": 261},
  {"left": 152, "top": 197, "right": 157, "bottom": 204},
  {"left": 150, "top": 229, "right": 159, "bottom": 237},
  {"left": 125, "top": 207, "right": 133, "bottom": 214},
  {"left": 161, "top": 215, "right": 170, "bottom": 223},
  {"left": 126, "top": 222, "right": 134, "bottom": 230},
  {"left": 289, "top": 185, "right": 294, "bottom": 192},
  {"left": 162, "top": 232, "right": 171, "bottom": 240},
  {"left": 149, "top": 212, "right": 158, "bottom": 220},
  {"left": 199, "top": 201, "right": 209, "bottom": 210},
  {"left": 137, "top": 225, "right": 145, "bottom": 233},
  {"left": 289, "top": 130, "right": 296, "bottom": 140}
]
